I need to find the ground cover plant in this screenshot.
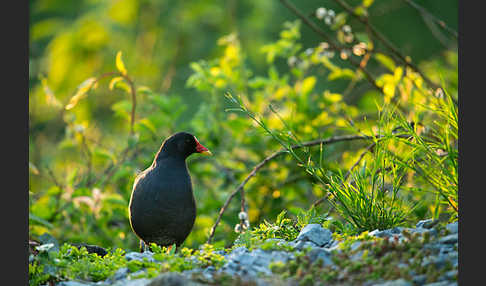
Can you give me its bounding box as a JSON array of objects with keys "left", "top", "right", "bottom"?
[{"left": 29, "top": 0, "right": 457, "bottom": 285}]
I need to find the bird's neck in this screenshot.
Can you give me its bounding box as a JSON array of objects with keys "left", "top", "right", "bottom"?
[{"left": 152, "top": 154, "right": 187, "bottom": 170}]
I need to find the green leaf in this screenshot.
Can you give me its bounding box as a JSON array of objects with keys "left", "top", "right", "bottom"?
[
  {"left": 116, "top": 51, "right": 128, "bottom": 75},
  {"left": 65, "top": 78, "right": 97, "bottom": 110},
  {"left": 29, "top": 162, "right": 40, "bottom": 175},
  {"left": 109, "top": 76, "right": 125, "bottom": 90},
  {"left": 363, "top": 0, "right": 374, "bottom": 8},
  {"left": 374, "top": 53, "right": 396, "bottom": 72}
]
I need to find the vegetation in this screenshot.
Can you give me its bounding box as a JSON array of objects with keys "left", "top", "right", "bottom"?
[{"left": 29, "top": 0, "right": 457, "bottom": 285}]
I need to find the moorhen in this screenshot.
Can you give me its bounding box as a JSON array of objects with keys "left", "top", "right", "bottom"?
[{"left": 128, "top": 132, "right": 212, "bottom": 251}]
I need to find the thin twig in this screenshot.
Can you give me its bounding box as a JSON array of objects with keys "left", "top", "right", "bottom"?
[
  {"left": 206, "top": 134, "right": 381, "bottom": 244},
  {"left": 402, "top": 0, "right": 458, "bottom": 38}
]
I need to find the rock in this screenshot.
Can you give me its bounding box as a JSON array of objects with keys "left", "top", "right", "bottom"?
[
  {"left": 439, "top": 234, "right": 458, "bottom": 244},
  {"left": 412, "top": 274, "right": 427, "bottom": 285},
  {"left": 295, "top": 224, "right": 332, "bottom": 247},
  {"left": 306, "top": 248, "right": 333, "bottom": 266},
  {"left": 57, "top": 281, "right": 95, "bottom": 286},
  {"left": 109, "top": 267, "right": 129, "bottom": 282},
  {"left": 289, "top": 240, "right": 317, "bottom": 250},
  {"left": 371, "top": 278, "right": 412, "bottom": 286},
  {"left": 416, "top": 219, "right": 439, "bottom": 229},
  {"left": 125, "top": 251, "right": 156, "bottom": 263},
  {"left": 369, "top": 228, "right": 403, "bottom": 239},
  {"left": 423, "top": 281, "right": 457, "bottom": 286},
  {"left": 111, "top": 278, "right": 152, "bottom": 286},
  {"left": 146, "top": 272, "right": 204, "bottom": 286},
  {"left": 446, "top": 222, "right": 458, "bottom": 234}
]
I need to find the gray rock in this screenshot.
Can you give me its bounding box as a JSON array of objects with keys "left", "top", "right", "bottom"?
[
  {"left": 446, "top": 222, "right": 458, "bottom": 234},
  {"left": 412, "top": 274, "right": 427, "bottom": 285},
  {"left": 110, "top": 267, "right": 129, "bottom": 281},
  {"left": 296, "top": 224, "right": 332, "bottom": 247},
  {"left": 307, "top": 248, "right": 333, "bottom": 266},
  {"left": 369, "top": 227, "right": 403, "bottom": 239},
  {"left": 423, "top": 281, "right": 457, "bottom": 286},
  {"left": 125, "top": 251, "right": 156, "bottom": 263},
  {"left": 111, "top": 278, "right": 152, "bottom": 286},
  {"left": 416, "top": 219, "right": 439, "bottom": 229},
  {"left": 371, "top": 278, "right": 412, "bottom": 286},
  {"left": 439, "top": 234, "right": 458, "bottom": 244},
  {"left": 146, "top": 272, "right": 204, "bottom": 286},
  {"left": 57, "top": 282, "right": 95, "bottom": 286},
  {"left": 289, "top": 240, "right": 317, "bottom": 250}
]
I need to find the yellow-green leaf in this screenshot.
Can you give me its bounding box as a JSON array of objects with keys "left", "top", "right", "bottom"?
[
  {"left": 29, "top": 162, "right": 39, "bottom": 175},
  {"left": 109, "top": 76, "right": 125, "bottom": 90},
  {"left": 363, "top": 0, "right": 374, "bottom": 8},
  {"left": 300, "top": 76, "right": 316, "bottom": 96},
  {"left": 137, "top": 118, "right": 157, "bottom": 134},
  {"left": 374, "top": 53, "right": 396, "bottom": 72},
  {"left": 65, "top": 77, "right": 97, "bottom": 110},
  {"left": 116, "top": 51, "right": 127, "bottom": 75}
]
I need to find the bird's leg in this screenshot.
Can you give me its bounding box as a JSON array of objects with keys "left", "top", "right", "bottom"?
[{"left": 139, "top": 240, "right": 147, "bottom": 253}]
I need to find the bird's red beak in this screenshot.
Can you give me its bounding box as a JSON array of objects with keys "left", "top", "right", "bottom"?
[{"left": 195, "top": 138, "right": 212, "bottom": 156}]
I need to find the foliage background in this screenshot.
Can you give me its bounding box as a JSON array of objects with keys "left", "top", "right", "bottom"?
[{"left": 29, "top": 0, "right": 458, "bottom": 252}]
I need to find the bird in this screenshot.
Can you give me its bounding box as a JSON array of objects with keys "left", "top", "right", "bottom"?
[{"left": 128, "top": 132, "right": 212, "bottom": 252}]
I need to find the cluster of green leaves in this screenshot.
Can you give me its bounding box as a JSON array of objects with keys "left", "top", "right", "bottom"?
[
  {"left": 29, "top": 238, "right": 226, "bottom": 286},
  {"left": 29, "top": 243, "right": 127, "bottom": 285}
]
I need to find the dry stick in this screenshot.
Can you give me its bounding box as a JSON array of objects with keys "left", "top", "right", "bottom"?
[
  {"left": 206, "top": 134, "right": 378, "bottom": 244},
  {"left": 402, "top": 0, "right": 458, "bottom": 38},
  {"left": 332, "top": 0, "right": 440, "bottom": 92},
  {"left": 279, "top": 0, "right": 382, "bottom": 93}
]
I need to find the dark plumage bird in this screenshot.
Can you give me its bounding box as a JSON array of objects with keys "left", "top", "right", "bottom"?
[{"left": 128, "top": 132, "right": 212, "bottom": 251}]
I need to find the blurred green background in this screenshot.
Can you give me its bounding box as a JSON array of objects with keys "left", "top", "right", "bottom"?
[{"left": 29, "top": 0, "right": 457, "bottom": 251}]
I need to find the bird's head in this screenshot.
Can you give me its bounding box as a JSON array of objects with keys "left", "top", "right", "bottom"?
[{"left": 158, "top": 132, "right": 212, "bottom": 159}]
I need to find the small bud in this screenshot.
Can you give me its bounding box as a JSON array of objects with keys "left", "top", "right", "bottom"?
[
  {"left": 319, "top": 42, "right": 330, "bottom": 50},
  {"left": 234, "top": 224, "right": 242, "bottom": 233},
  {"left": 242, "top": 219, "right": 250, "bottom": 229},
  {"left": 340, "top": 49, "right": 350, "bottom": 60},
  {"left": 305, "top": 48, "right": 314, "bottom": 56},
  {"left": 324, "top": 16, "right": 333, "bottom": 25},
  {"left": 342, "top": 25, "right": 352, "bottom": 34},
  {"left": 238, "top": 211, "right": 248, "bottom": 220},
  {"left": 287, "top": 56, "right": 297, "bottom": 67},
  {"left": 316, "top": 7, "right": 327, "bottom": 20},
  {"left": 327, "top": 9, "right": 335, "bottom": 18}
]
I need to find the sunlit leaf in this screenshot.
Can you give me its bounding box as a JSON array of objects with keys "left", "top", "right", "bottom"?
[
  {"left": 374, "top": 53, "right": 396, "bottom": 72},
  {"left": 29, "top": 162, "right": 40, "bottom": 175},
  {"left": 116, "top": 51, "right": 128, "bottom": 75},
  {"left": 363, "top": 0, "right": 374, "bottom": 8},
  {"left": 65, "top": 77, "right": 97, "bottom": 110},
  {"left": 109, "top": 76, "right": 125, "bottom": 90}
]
